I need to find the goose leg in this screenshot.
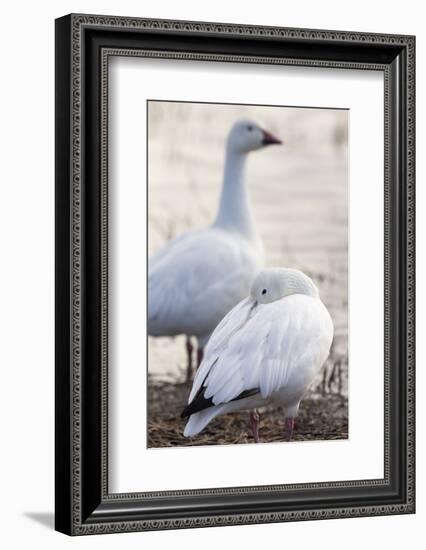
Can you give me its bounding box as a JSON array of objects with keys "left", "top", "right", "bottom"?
[
  {"left": 196, "top": 347, "right": 204, "bottom": 369},
  {"left": 249, "top": 409, "right": 260, "bottom": 443},
  {"left": 285, "top": 417, "right": 294, "bottom": 442},
  {"left": 185, "top": 337, "right": 193, "bottom": 383}
]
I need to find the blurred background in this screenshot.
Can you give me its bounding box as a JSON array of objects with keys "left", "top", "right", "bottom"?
[{"left": 147, "top": 101, "right": 348, "bottom": 446}]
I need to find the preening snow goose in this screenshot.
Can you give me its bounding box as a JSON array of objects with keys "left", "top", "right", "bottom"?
[
  {"left": 148, "top": 120, "right": 282, "bottom": 380},
  {"left": 181, "top": 268, "right": 334, "bottom": 442}
]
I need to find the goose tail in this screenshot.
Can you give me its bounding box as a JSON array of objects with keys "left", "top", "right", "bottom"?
[{"left": 183, "top": 405, "right": 227, "bottom": 437}]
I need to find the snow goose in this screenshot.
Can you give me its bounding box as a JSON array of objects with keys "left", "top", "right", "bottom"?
[
  {"left": 181, "top": 268, "right": 334, "bottom": 442},
  {"left": 148, "top": 120, "right": 282, "bottom": 380}
]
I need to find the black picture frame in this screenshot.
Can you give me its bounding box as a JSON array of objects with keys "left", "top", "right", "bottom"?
[{"left": 55, "top": 13, "right": 415, "bottom": 535}]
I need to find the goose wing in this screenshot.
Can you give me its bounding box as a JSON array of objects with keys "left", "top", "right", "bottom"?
[
  {"left": 183, "top": 294, "right": 333, "bottom": 416},
  {"left": 148, "top": 228, "right": 261, "bottom": 338}
]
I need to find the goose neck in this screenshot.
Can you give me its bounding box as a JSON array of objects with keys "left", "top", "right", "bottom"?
[{"left": 214, "top": 150, "right": 256, "bottom": 238}]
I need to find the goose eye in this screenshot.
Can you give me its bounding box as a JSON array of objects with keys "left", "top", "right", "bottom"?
[
  {"left": 247, "top": 125, "right": 253, "bottom": 131},
  {"left": 261, "top": 289, "right": 267, "bottom": 295}
]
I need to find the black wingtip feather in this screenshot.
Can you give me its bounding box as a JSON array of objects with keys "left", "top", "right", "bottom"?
[
  {"left": 181, "top": 386, "right": 260, "bottom": 419},
  {"left": 181, "top": 391, "right": 214, "bottom": 418}
]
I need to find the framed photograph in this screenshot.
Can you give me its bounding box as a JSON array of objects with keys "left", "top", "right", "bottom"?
[{"left": 55, "top": 14, "right": 415, "bottom": 535}]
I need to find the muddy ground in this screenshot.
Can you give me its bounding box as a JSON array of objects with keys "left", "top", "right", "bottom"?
[{"left": 148, "top": 379, "right": 348, "bottom": 448}]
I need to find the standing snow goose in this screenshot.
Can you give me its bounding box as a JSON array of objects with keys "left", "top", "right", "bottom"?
[
  {"left": 148, "top": 120, "right": 282, "bottom": 380},
  {"left": 181, "top": 268, "right": 333, "bottom": 442}
]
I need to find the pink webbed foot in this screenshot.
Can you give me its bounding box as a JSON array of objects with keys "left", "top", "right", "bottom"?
[{"left": 249, "top": 409, "right": 260, "bottom": 443}]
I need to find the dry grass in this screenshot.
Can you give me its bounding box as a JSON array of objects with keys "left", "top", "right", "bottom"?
[{"left": 147, "top": 379, "right": 348, "bottom": 448}]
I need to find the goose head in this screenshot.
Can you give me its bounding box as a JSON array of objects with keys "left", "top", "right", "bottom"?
[
  {"left": 227, "top": 119, "right": 282, "bottom": 154},
  {"left": 250, "top": 268, "right": 319, "bottom": 304}
]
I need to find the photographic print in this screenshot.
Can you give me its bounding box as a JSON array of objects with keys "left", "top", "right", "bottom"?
[{"left": 147, "top": 100, "right": 349, "bottom": 448}]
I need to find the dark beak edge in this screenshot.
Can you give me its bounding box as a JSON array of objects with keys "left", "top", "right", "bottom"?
[{"left": 262, "top": 129, "right": 283, "bottom": 146}]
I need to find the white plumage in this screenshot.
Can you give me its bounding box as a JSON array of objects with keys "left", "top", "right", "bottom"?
[
  {"left": 182, "top": 268, "right": 334, "bottom": 442},
  {"left": 148, "top": 120, "right": 282, "bottom": 377},
  {"left": 149, "top": 228, "right": 261, "bottom": 344}
]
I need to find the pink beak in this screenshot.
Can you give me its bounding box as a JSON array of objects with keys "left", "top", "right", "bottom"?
[{"left": 262, "top": 129, "right": 282, "bottom": 146}]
